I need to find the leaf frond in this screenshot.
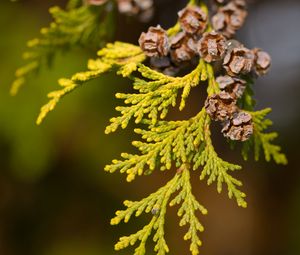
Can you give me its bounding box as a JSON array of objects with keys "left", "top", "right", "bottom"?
[
  {"left": 242, "top": 108, "right": 287, "bottom": 165},
  {"left": 112, "top": 172, "right": 180, "bottom": 255},
  {"left": 105, "top": 60, "right": 208, "bottom": 134},
  {"left": 170, "top": 166, "right": 207, "bottom": 255},
  {"left": 105, "top": 109, "right": 207, "bottom": 182},
  {"left": 193, "top": 117, "right": 247, "bottom": 208},
  {"left": 113, "top": 167, "right": 206, "bottom": 255}
]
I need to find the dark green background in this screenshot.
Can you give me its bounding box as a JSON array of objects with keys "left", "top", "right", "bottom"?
[{"left": 0, "top": 0, "right": 299, "bottom": 254}]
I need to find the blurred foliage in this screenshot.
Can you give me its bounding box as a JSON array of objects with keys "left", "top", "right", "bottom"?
[
  {"left": 0, "top": 1, "right": 118, "bottom": 182},
  {"left": 10, "top": 1, "right": 115, "bottom": 96},
  {"left": 0, "top": 1, "right": 126, "bottom": 254}
]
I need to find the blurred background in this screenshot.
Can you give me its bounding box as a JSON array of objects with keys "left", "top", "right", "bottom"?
[{"left": 0, "top": 0, "right": 299, "bottom": 254}]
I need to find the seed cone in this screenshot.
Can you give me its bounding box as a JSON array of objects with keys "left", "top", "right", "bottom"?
[
  {"left": 178, "top": 6, "right": 208, "bottom": 35},
  {"left": 216, "top": 75, "right": 246, "bottom": 99},
  {"left": 222, "top": 111, "right": 253, "bottom": 141},
  {"left": 139, "top": 26, "right": 169, "bottom": 57},
  {"left": 205, "top": 91, "right": 238, "bottom": 121},
  {"left": 223, "top": 47, "right": 254, "bottom": 76},
  {"left": 198, "top": 31, "right": 227, "bottom": 63},
  {"left": 117, "top": 0, "right": 152, "bottom": 14},
  {"left": 170, "top": 32, "right": 198, "bottom": 63},
  {"left": 212, "top": 1, "right": 247, "bottom": 38},
  {"left": 253, "top": 48, "right": 271, "bottom": 76}
]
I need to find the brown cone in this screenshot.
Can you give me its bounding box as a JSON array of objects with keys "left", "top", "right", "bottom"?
[
  {"left": 178, "top": 6, "right": 208, "bottom": 35},
  {"left": 117, "top": 0, "right": 154, "bottom": 22},
  {"left": 223, "top": 47, "right": 254, "bottom": 76},
  {"left": 170, "top": 32, "right": 198, "bottom": 63},
  {"left": 205, "top": 91, "right": 238, "bottom": 121},
  {"left": 212, "top": 1, "right": 247, "bottom": 38},
  {"left": 139, "top": 26, "right": 169, "bottom": 57},
  {"left": 222, "top": 111, "right": 253, "bottom": 141},
  {"left": 198, "top": 31, "right": 227, "bottom": 63},
  {"left": 253, "top": 48, "right": 271, "bottom": 76},
  {"left": 216, "top": 75, "right": 246, "bottom": 99}
]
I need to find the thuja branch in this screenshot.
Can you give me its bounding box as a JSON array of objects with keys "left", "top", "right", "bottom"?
[
  {"left": 105, "top": 59, "right": 207, "bottom": 134},
  {"left": 112, "top": 166, "right": 207, "bottom": 255},
  {"left": 18, "top": 0, "right": 288, "bottom": 255},
  {"left": 105, "top": 109, "right": 208, "bottom": 181},
  {"left": 194, "top": 116, "right": 247, "bottom": 208},
  {"left": 242, "top": 108, "right": 287, "bottom": 164}
]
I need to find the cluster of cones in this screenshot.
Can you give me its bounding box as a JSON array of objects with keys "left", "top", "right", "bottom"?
[
  {"left": 137, "top": 0, "right": 271, "bottom": 141},
  {"left": 87, "top": 0, "right": 271, "bottom": 141}
]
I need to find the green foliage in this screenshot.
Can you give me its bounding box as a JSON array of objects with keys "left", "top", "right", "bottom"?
[
  {"left": 194, "top": 117, "right": 247, "bottom": 208},
  {"left": 242, "top": 108, "right": 288, "bottom": 164},
  {"left": 240, "top": 76, "right": 256, "bottom": 111},
  {"left": 170, "top": 167, "right": 207, "bottom": 255},
  {"left": 11, "top": 0, "right": 114, "bottom": 95},
  {"left": 105, "top": 59, "right": 208, "bottom": 134},
  {"left": 112, "top": 167, "right": 207, "bottom": 255},
  {"left": 67, "top": 0, "right": 83, "bottom": 10},
  {"left": 105, "top": 108, "right": 207, "bottom": 181}
]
